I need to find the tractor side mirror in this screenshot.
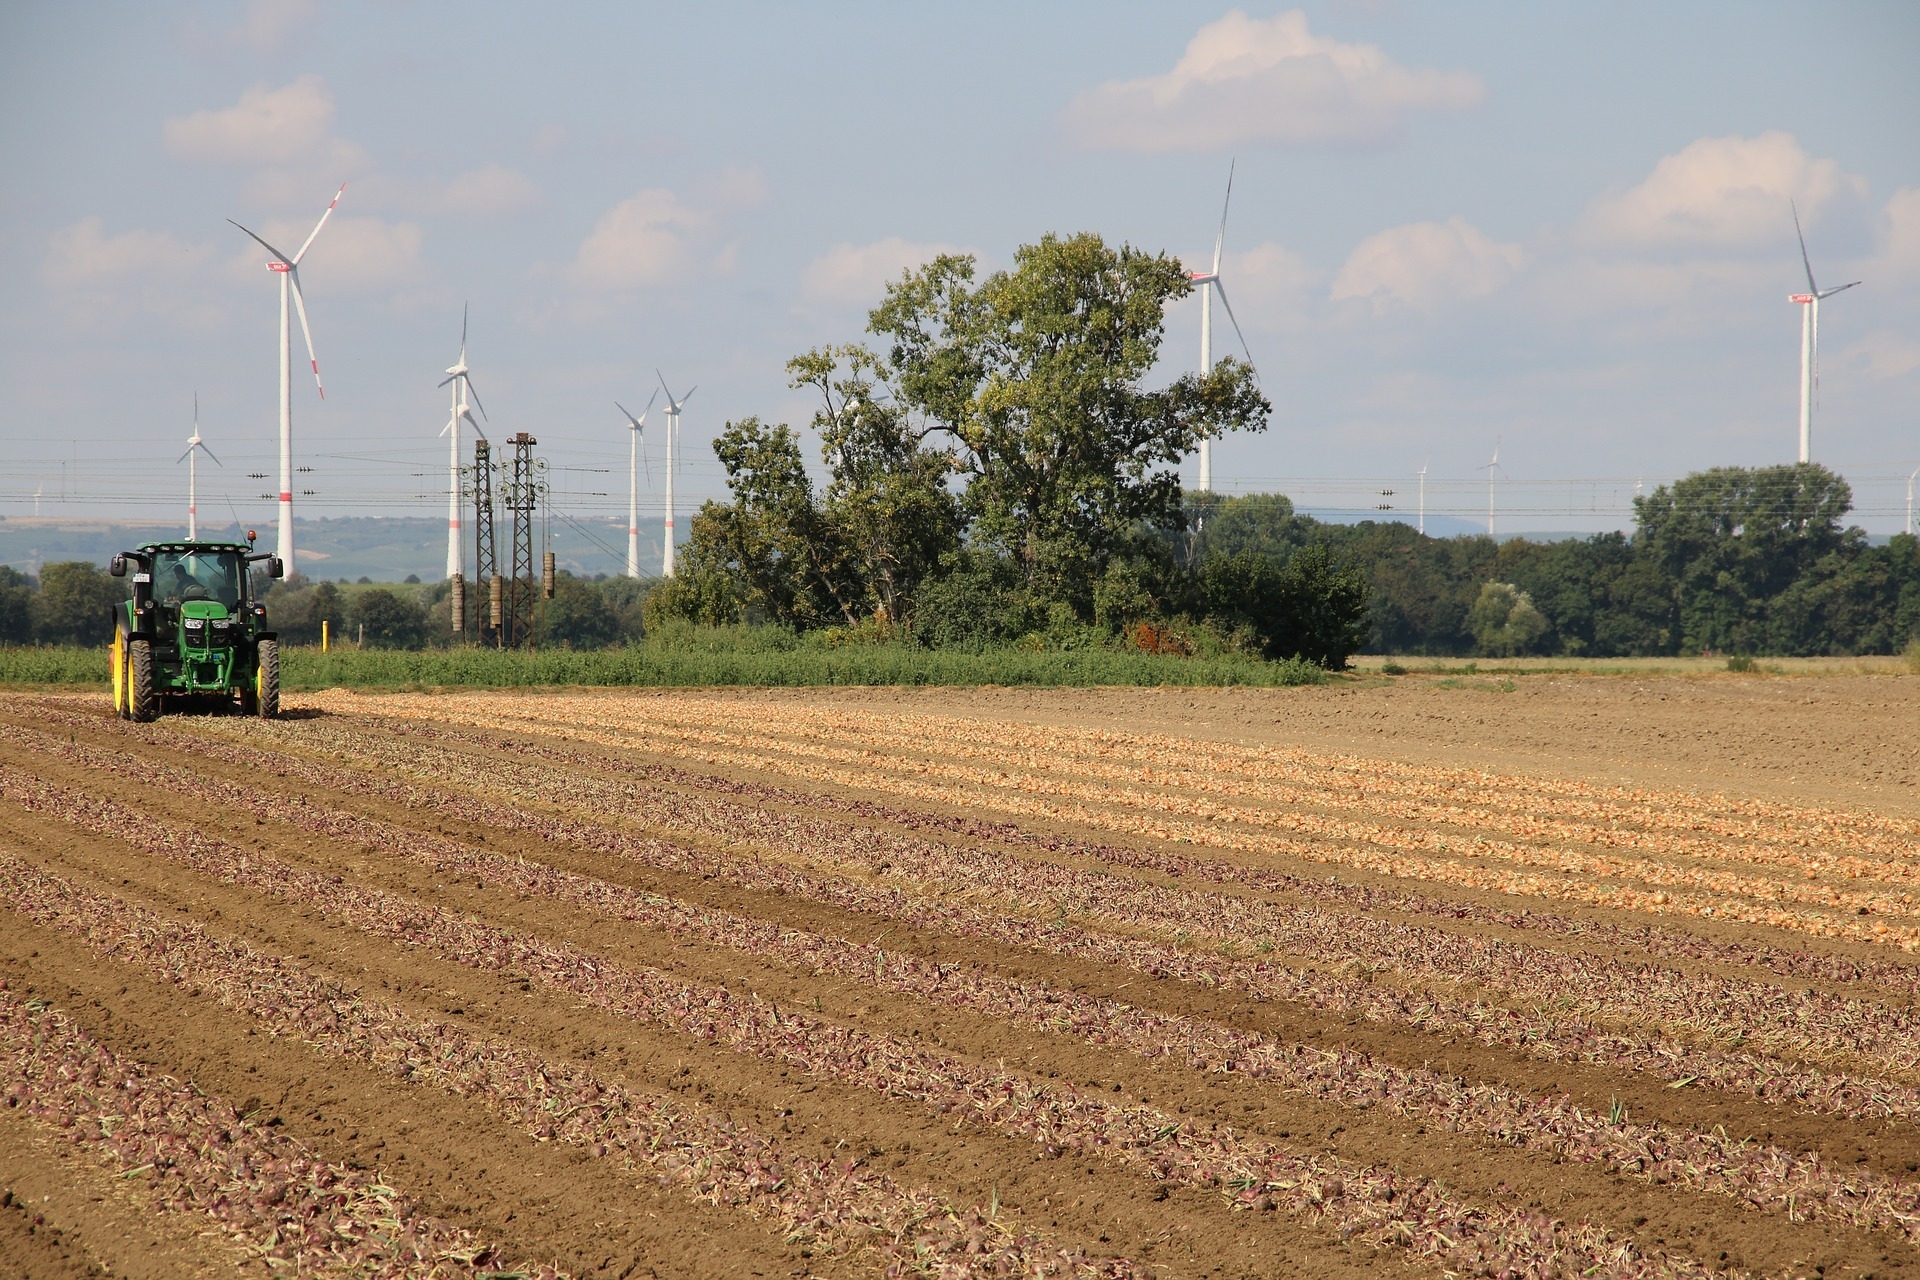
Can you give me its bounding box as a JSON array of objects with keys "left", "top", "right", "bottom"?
[
  {"left": 109, "top": 554, "right": 127, "bottom": 578},
  {"left": 269, "top": 556, "right": 285, "bottom": 579}
]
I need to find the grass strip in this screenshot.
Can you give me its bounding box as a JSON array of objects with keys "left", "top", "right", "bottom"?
[{"left": 0, "top": 642, "right": 1326, "bottom": 690}]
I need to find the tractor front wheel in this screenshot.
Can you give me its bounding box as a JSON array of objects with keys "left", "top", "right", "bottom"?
[
  {"left": 127, "top": 638, "right": 156, "bottom": 723},
  {"left": 255, "top": 639, "right": 280, "bottom": 719}
]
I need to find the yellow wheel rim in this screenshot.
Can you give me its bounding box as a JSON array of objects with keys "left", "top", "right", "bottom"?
[{"left": 109, "top": 631, "right": 125, "bottom": 713}]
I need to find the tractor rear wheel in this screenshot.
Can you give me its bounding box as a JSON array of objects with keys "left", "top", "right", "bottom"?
[
  {"left": 127, "top": 638, "right": 156, "bottom": 723},
  {"left": 255, "top": 639, "right": 280, "bottom": 719},
  {"left": 110, "top": 624, "right": 128, "bottom": 719}
]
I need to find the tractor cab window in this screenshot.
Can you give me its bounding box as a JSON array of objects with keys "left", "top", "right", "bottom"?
[{"left": 152, "top": 551, "right": 243, "bottom": 610}]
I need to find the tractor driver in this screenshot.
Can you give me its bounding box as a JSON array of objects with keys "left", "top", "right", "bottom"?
[{"left": 160, "top": 558, "right": 201, "bottom": 603}]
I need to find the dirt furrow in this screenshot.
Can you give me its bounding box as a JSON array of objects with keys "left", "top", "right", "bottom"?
[
  {"left": 0, "top": 761, "right": 1756, "bottom": 1280},
  {"left": 28, "top": 710, "right": 1920, "bottom": 1263}
]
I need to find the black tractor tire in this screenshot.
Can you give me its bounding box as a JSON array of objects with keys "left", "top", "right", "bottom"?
[
  {"left": 127, "top": 638, "right": 156, "bottom": 723},
  {"left": 255, "top": 639, "right": 280, "bottom": 719}
]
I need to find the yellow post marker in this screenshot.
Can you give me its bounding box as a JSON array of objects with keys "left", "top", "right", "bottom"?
[{"left": 322, "top": 620, "right": 329, "bottom": 652}]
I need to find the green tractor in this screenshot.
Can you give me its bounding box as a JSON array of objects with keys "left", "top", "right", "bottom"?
[{"left": 108, "top": 534, "right": 285, "bottom": 721}]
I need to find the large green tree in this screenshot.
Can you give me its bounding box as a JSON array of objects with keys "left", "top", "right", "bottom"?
[
  {"left": 32, "top": 561, "right": 122, "bottom": 646},
  {"left": 1635, "top": 463, "right": 1857, "bottom": 653},
  {"left": 870, "top": 233, "right": 1268, "bottom": 612}
]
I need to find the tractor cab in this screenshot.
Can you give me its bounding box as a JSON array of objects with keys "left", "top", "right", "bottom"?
[{"left": 109, "top": 533, "right": 284, "bottom": 721}]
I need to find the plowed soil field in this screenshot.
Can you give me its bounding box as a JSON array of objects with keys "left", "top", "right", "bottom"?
[{"left": 1, "top": 677, "right": 1917, "bottom": 1280}]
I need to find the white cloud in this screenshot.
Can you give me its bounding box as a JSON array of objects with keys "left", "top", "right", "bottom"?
[
  {"left": 1875, "top": 187, "right": 1920, "bottom": 281},
  {"left": 691, "top": 165, "right": 772, "bottom": 211},
  {"left": 352, "top": 164, "right": 543, "bottom": 218},
  {"left": 230, "top": 214, "right": 424, "bottom": 293},
  {"left": 567, "top": 172, "right": 768, "bottom": 292},
  {"left": 569, "top": 190, "right": 709, "bottom": 291},
  {"left": 239, "top": 0, "right": 318, "bottom": 55},
  {"left": 42, "top": 218, "right": 223, "bottom": 329},
  {"left": 1831, "top": 331, "right": 1920, "bottom": 382},
  {"left": 801, "top": 237, "right": 966, "bottom": 306},
  {"left": 1331, "top": 216, "right": 1524, "bottom": 311},
  {"left": 164, "top": 74, "right": 362, "bottom": 168},
  {"left": 1576, "top": 132, "right": 1868, "bottom": 251},
  {"left": 1062, "top": 8, "right": 1482, "bottom": 152},
  {"left": 44, "top": 218, "right": 212, "bottom": 286}
]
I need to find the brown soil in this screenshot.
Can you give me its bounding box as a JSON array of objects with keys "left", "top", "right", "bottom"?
[{"left": 1, "top": 677, "right": 1916, "bottom": 1280}]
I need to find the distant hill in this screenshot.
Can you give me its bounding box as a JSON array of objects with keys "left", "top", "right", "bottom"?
[{"left": 0, "top": 515, "right": 672, "bottom": 582}]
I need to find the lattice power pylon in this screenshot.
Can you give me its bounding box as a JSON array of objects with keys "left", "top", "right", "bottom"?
[
  {"left": 472, "top": 438, "right": 498, "bottom": 647},
  {"left": 502, "top": 433, "right": 546, "bottom": 649}
]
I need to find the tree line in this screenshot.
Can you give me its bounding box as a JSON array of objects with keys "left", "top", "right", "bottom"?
[{"left": 5, "top": 231, "right": 1915, "bottom": 663}]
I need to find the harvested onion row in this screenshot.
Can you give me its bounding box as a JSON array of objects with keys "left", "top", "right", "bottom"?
[
  {"left": 540, "top": 695, "right": 1920, "bottom": 857},
  {"left": 269, "top": 704, "right": 1920, "bottom": 1001},
  {"left": 0, "top": 852, "right": 1131, "bottom": 1280},
  {"left": 124, "top": 715, "right": 1920, "bottom": 1119},
  {"left": 480, "top": 705, "right": 1920, "bottom": 928},
  {"left": 312, "top": 695, "right": 1920, "bottom": 949},
  {"left": 628, "top": 698, "right": 1920, "bottom": 857},
  {"left": 0, "top": 771, "right": 1730, "bottom": 1280},
  {"left": 0, "top": 983, "right": 551, "bottom": 1279},
  {"left": 24, "top": 726, "right": 1919, "bottom": 1244}
]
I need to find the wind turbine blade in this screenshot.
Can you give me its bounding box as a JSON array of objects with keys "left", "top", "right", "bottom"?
[
  {"left": 1212, "top": 281, "right": 1254, "bottom": 368},
  {"left": 462, "top": 407, "right": 486, "bottom": 441},
  {"left": 1211, "top": 158, "right": 1235, "bottom": 275},
  {"left": 460, "top": 301, "right": 469, "bottom": 355},
  {"left": 463, "top": 376, "right": 487, "bottom": 421},
  {"left": 193, "top": 390, "right": 199, "bottom": 429},
  {"left": 1821, "top": 280, "right": 1861, "bottom": 298},
  {"left": 228, "top": 219, "right": 292, "bottom": 264},
  {"left": 1791, "top": 201, "right": 1818, "bottom": 294},
  {"left": 656, "top": 369, "right": 677, "bottom": 405},
  {"left": 438, "top": 374, "right": 456, "bottom": 388},
  {"left": 292, "top": 182, "right": 346, "bottom": 265},
  {"left": 201, "top": 443, "right": 222, "bottom": 467},
  {"left": 177, "top": 448, "right": 194, "bottom": 464},
  {"left": 288, "top": 269, "right": 324, "bottom": 398},
  {"left": 680, "top": 385, "right": 698, "bottom": 407}
]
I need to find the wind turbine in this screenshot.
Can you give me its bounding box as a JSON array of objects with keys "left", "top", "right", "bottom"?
[
  {"left": 32, "top": 482, "right": 42, "bottom": 518},
  {"left": 616, "top": 391, "right": 660, "bottom": 578},
  {"left": 438, "top": 306, "right": 488, "bottom": 581},
  {"left": 1907, "top": 466, "right": 1918, "bottom": 537},
  {"left": 655, "top": 372, "right": 696, "bottom": 577},
  {"left": 1417, "top": 462, "right": 1428, "bottom": 537},
  {"left": 1479, "top": 443, "right": 1503, "bottom": 538},
  {"left": 229, "top": 182, "right": 344, "bottom": 575},
  {"left": 1188, "top": 159, "right": 1254, "bottom": 494},
  {"left": 1788, "top": 202, "right": 1860, "bottom": 464},
  {"left": 178, "top": 392, "right": 222, "bottom": 539}
]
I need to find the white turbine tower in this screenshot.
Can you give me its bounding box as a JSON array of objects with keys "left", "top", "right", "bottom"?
[
  {"left": 1188, "top": 160, "right": 1254, "bottom": 494},
  {"left": 1479, "top": 444, "right": 1503, "bottom": 538},
  {"left": 655, "top": 372, "right": 696, "bottom": 577},
  {"left": 616, "top": 391, "right": 660, "bottom": 578},
  {"left": 178, "top": 392, "right": 221, "bottom": 539},
  {"left": 438, "top": 306, "right": 488, "bottom": 580},
  {"left": 1417, "top": 462, "right": 1428, "bottom": 537},
  {"left": 229, "top": 183, "right": 344, "bottom": 576},
  {"left": 1907, "top": 466, "right": 1918, "bottom": 537},
  {"left": 1788, "top": 203, "right": 1860, "bottom": 464}
]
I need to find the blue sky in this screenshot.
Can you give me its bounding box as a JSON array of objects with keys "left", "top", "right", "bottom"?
[{"left": 4, "top": 0, "right": 1918, "bottom": 546}]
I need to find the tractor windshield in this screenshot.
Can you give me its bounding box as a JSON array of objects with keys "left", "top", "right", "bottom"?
[{"left": 152, "top": 550, "right": 243, "bottom": 611}]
